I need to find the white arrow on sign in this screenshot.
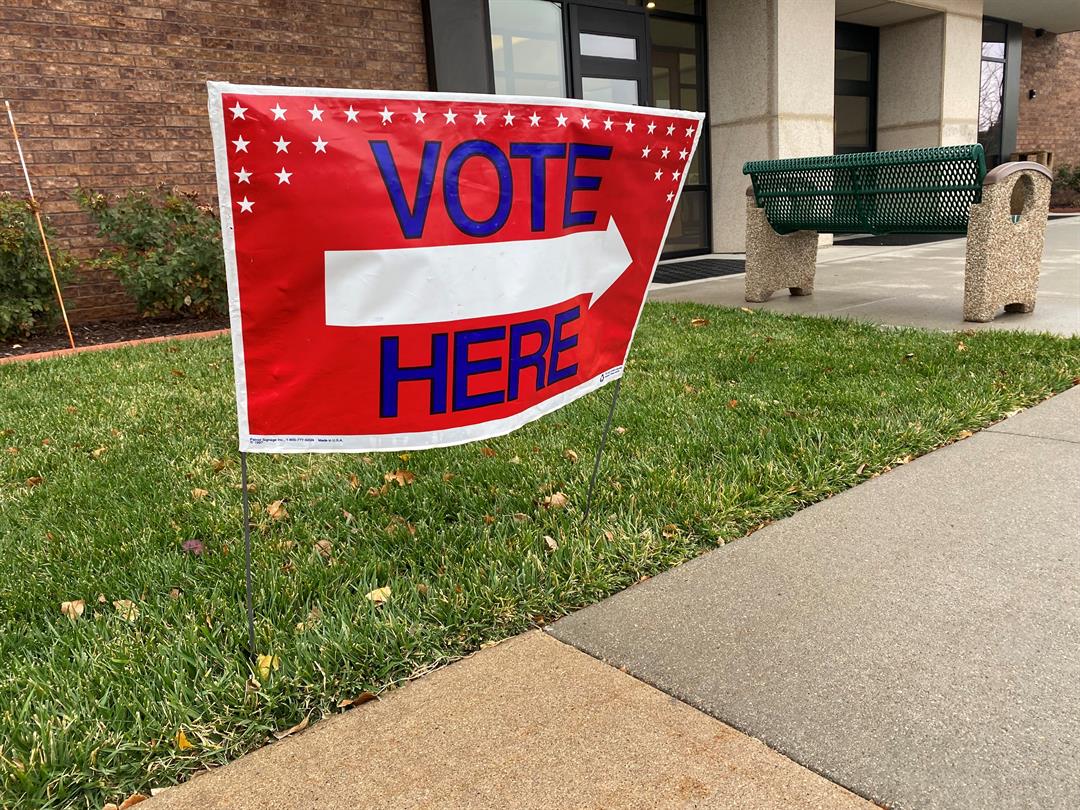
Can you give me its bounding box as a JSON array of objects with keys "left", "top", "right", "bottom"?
[{"left": 324, "top": 217, "right": 632, "bottom": 327}]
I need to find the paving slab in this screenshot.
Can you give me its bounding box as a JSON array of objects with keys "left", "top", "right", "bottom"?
[
  {"left": 986, "top": 384, "right": 1080, "bottom": 443},
  {"left": 148, "top": 631, "right": 872, "bottom": 810},
  {"left": 551, "top": 402, "right": 1080, "bottom": 810},
  {"left": 650, "top": 217, "right": 1080, "bottom": 336}
]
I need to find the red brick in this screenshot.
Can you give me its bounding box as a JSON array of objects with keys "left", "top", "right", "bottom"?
[{"left": 1016, "top": 29, "right": 1080, "bottom": 169}]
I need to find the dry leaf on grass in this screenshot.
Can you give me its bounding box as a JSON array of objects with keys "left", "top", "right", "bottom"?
[
  {"left": 256, "top": 654, "right": 281, "bottom": 680},
  {"left": 384, "top": 469, "right": 415, "bottom": 487},
  {"left": 272, "top": 714, "right": 310, "bottom": 741},
  {"left": 482, "top": 514, "right": 495, "bottom": 525},
  {"left": 368, "top": 482, "right": 391, "bottom": 497},
  {"left": 175, "top": 729, "right": 194, "bottom": 751},
  {"left": 614, "top": 426, "right": 627, "bottom": 435},
  {"left": 541, "top": 492, "right": 569, "bottom": 509},
  {"left": 266, "top": 500, "right": 288, "bottom": 521},
  {"left": 113, "top": 600, "right": 139, "bottom": 622},
  {"left": 728, "top": 399, "right": 738, "bottom": 409},
  {"left": 337, "top": 692, "right": 376, "bottom": 709},
  {"left": 956, "top": 341, "right": 967, "bottom": 352},
  {"left": 690, "top": 317, "right": 709, "bottom": 327},
  {"left": 662, "top": 524, "right": 679, "bottom": 538},
  {"left": 313, "top": 539, "right": 333, "bottom": 560},
  {"left": 348, "top": 473, "right": 360, "bottom": 490},
  {"left": 366, "top": 586, "right": 391, "bottom": 604},
  {"left": 60, "top": 600, "right": 85, "bottom": 621},
  {"left": 957, "top": 429, "right": 974, "bottom": 440},
  {"left": 91, "top": 446, "right": 107, "bottom": 458},
  {"left": 739, "top": 306, "right": 754, "bottom": 314},
  {"left": 191, "top": 488, "right": 209, "bottom": 500},
  {"left": 511, "top": 512, "right": 529, "bottom": 522},
  {"left": 441, "top": 472, "right": 455, "bottom": 482},
  {"left": 26, "top": 476, "right": 43, "bottom": 488},
  {"left": 563, "top": 449, "right": 579, "bottom": 463},
  {"left": 544, "top": 535, "right": 559, "bottom": 551}
]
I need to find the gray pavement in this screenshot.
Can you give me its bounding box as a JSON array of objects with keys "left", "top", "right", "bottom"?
[
  {"left": 650, "top": 216, "right": 1080, "bottom": 336},
  {"left": 551, "top": 386, "right": 1080, "bottom": 809}
]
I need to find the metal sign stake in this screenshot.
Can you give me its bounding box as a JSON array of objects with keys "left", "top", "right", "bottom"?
[{"left": 582, "top": 376, "right": 622, "bottom": 523}]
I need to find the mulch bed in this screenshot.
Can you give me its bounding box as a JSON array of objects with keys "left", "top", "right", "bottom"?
[{"left": 2, "top": 315, "right": 230, "bottom": 359}]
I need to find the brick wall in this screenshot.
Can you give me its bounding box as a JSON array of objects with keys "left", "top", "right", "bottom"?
[
  {"left": 0, "top": 0, "right": 428, "bottom": 322},
  {"left": 1016, "top": 28, "right": 1080, "bottom": 172}
]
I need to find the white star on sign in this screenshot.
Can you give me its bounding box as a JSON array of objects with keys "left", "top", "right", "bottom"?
[
  {"left": 229, "top": 102, "right": 247, "bottom": 120},
  {"left": 308, "top": 104, "right": 323, "bottom": 121},
  {"left": 443, "top": 108, "right": 457, "bottom": 124},
  {"left": 474, "top": 110, "right": 487, "bottom": 125},
  {"left": 625, "top": 119, "right": 635, "bottom": 132},
  {"left": 647, "top": 121, "right": 656, "bottom": 134},
  {"left": 413, "top": 107, "right": 426, "bottom": 123},
  {"left": 679, "top": 149, "right": 689, "bottom": 160},
  {"left": 237, "top": 197, "right": 254, "bottom": 213},
  {"left": 312, "top": 136, "right": 328, "bottom": 153},
  {"left": 270, "top": 104, "right": 287, "bottom": 121},
  {"left": 666, "top": 191, "right": 675, "bottom": 202},
  {"left": 603, "top": 117, "right": 613, "bottom": 131},
  {"left": 529, "top": 112, "right": 541, "bottom": 126},
  {"left": 580, "top": 115, "right": 591, "bottom": 129},
  {"left": 503, "top": 110, "right": 515, "bottom": 126},
  {"left": 380, "top": 107, "right": 394, "bottom": 124},
  {"left": 666, "top": 123, "right": 676, "bottom": 135},
  {"left": 641, "top": 146, "right": 651, "bottom": 158},
  {"left": 556, "top": 113, "right": 568, "bottom": 127},
  {"left": 685, "top": 125, "right": 695, "bottom": 137},
  {"left": 273, "top": 137, "right": 290, "bottom": 153},
  {"left": 672, "top": 169, "right": 681, "bottom": 180},
  {"left": 654, "top": 169, "right": 663, "bottom": 180},
  {"left": 232, "top": 136, "right": 249, "bottom": 153},
  {"left": 275, "top": 167, "right": 292, "bottom": 184},
  {"left": 661, "top": 147, "right": 670, "bottom": 159},
  {"left": 234, "top": 167, "right": 251, "bottom": 184},
  {"left": 344, "top": 106, "right": 360, "bottom": 123}
]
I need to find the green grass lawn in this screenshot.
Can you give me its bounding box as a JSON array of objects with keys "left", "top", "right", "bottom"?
[{"left": 1, "top": 302, "right": 1077, "bottom": 808}]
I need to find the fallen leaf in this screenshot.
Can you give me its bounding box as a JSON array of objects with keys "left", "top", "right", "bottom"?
[
  {"left": 416, "top": 583, "right": 429, "bottom": 595},
  {"left": 119, "top": 795, "right": 148, "bottom": 810},
  {"left": 60, "top": 600, "right": 85, "bottom": 621},
  {"left": 6, "top": 447, "right": 18, "bottom": 455},
  {"left": 509, "top": 455, "right": 521, "bottom": 464},
  {"left": 544, "top": 535, "right": 559, "bottom": 551},
  {"left": 441, "top": 472, "right": 455, "bottom": 482},
  {"left": 563, "top": 449, "right": 579, "bottom": 463},
  {"left": 277, "top": 539, "right": 296, "bottom": 551},
  {"left": 348, "top": 472, "right": 360, "bottom": 490},
  {"left": 739, "top": 306, "right": 754, "bottom": 314},
  {"left": 113, "top": 599, "right": 139, "bottom": 622},
  {"left": 385, "top": 515, "right": 416, "bottom": 536},
  {"left": 368, "top": 483, "right": 391, "bottom": 497},
  {"left": 690, "top": 317, "right": 709, "bottom": 327},
  {"left": 191, "top": 488, "right": 209, "bottom": 500},
  {"left": 855, "top": 463, "right": 867, "bottom": 475},
  {"left": 175, "top": 729, "right": 194, "bottom": 750},
  {"left": 614, "top": 426, "right": 627, "bottom": 435},
  {"left": 384, "top": 469, "right": 415, "bottom": 487},
  {"left": 662, "top": 524, "right": 679, "bottom": 538},
  {"left": 40, "top": 438, "right": 50, "bottom": 446},
  {"left": 483, "top": 514, "right": 495, "bottom": 524},
  {"left": 97, "top": 593, "right": 107, "bottom": 603},
  {"left": 273, "top": 714, "right": 310, "bottom": 741},
  {"left": 399, "top": 452, "right": 410, "bottom": 461},
  {"left": 266, "top": 499, "right": 288, "bottom": 520},
  {"left": 684, "top": 384, "right": 698, "bottom": 394},
  {"left": 337, "top": 692, "right": 376, "bottom": 709},
  {"left": 480, "top": 447, "right": 497, "bottom": 458},
  {"left": 256, "top": 653, "right": 281, "bottom": 680},
  {"left": 541, "top": 491, "right": 569, "bottom": 510},
  {"left": 103, "top": 805, "right": 119, "bottom": 810},
  {"left": 956, "top": 341, "right": 967, "bottom": 352},
  {"left": 313, "top": 539, "right": 333, "bottom": 559},
  {"left": 511, "top": 512, "right": 529, "bottom": 522},
  {"left": 181, "top": 539, "right": 204, "bottom": 556},
  {"left": 957, "top": 429, "right": 974, "bottom": 439},
  {"left": 212, "top": 458, "right": 227, "bottom": 472},
  {"left": 65, "top": 405, "right": 78, "bottom": 414},
  {"left": 170, "top": 368, "right": 186, "bottom": 378},
  {"left": 168, "top": 588, "right": 181, "bottom": 599},
  {"left": 366, "top": 586, "right": 391, "bottom": 604},
  {"left": 91, "top": 446, "right": 107, "bottom": 458},
  {"left": 295, "top": 606, "right": 322, "bottom": 632},
  {"left": 728, "top": 399, "right": 738, "bottom": 409},
  {"left": 25, "top": 476, "right": 43, "bottom": 487}
]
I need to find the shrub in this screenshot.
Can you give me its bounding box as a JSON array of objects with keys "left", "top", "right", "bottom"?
[
  {"left": 1051, "top": 164, "right": 1080, "bottom": 209},
  {"left": 0, "top": 193, "right": 73, "bottom": 340},
  {"left": 77, "top": 186, "right": 227, "bottom": 318}
]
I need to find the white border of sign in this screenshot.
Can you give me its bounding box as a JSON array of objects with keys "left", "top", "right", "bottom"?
[{"left": 208, "top": 82, "right": 704, "bottom": 453}]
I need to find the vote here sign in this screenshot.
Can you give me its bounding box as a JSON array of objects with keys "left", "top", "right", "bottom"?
[{"left": 207, "top": 83, "right": 704, "bottom": 452}]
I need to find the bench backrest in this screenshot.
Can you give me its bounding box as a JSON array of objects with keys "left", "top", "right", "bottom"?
[{"left": 743, "top": 145, "right": 987, "bottom": 235}]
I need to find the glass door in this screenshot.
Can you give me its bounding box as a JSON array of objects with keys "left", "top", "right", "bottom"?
[
  {"left": 568, "top": 4, "right": 650, "bottom": 105},
  {"left": 834, "top": 22, "right": 878, "bottom": 154}
]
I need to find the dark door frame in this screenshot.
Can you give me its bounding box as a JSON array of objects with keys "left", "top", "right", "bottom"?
[
  {"left": 567, "top": 2, "right": 651, "bottom": 106},
  {"left": 834, "top": 21, "right": 878, "bottom": 154}
]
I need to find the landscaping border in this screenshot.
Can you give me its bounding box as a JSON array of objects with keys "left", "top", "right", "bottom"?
[{"left": 0, "top": 328, "right": 228, "bottom": 365}]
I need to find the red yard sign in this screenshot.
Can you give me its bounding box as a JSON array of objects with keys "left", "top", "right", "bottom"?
[{"left": 208, "top": 83, "right": 703, "bottom": 452}]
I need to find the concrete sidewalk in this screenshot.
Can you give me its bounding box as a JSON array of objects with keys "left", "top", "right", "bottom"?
[
  {"left": 552, "top": 386, "right": 1080, "bottom": 809},
  {"left": 651, "top": 216, "right": 1080, "bottom": 336},
  {"left": 149, "top": 631, "right": 870, "bottom": 809}
]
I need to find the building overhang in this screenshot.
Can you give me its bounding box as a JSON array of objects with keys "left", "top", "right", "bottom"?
[{"left": 982, "top": 0, "right": 1080, "bottom": 33}]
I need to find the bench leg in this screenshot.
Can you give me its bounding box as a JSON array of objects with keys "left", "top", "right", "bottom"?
[
  {"left": 964, "top": 169, "right": 1051, "bottom": 323},
  {"left": 745, "top": 200, "right": 817, "bottom": 303}
]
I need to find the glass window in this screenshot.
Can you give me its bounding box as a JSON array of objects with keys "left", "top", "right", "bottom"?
[
  {"left": 663, "top": 190, "right": 708, "bottom": 252},
  {"left": 978, "top": 60, "right": 1005, "bottom": 163},
  {"left": 835, "top": 49, "right": 870, "bottom": 82},
  {"left": 834, "top": 95, "right": 870, "bottom": 148},
  {"left": 580, "top": 33, "right": 637, "bottom": 60},
  {"left": 581, "top": 76, "right": 639, "bottom": 104},
  {"left": 489, "top": 0, "right": 567, "bottom": 98},
  {"left": 649, "top": 18, "right": 702, "bottom": 111}
]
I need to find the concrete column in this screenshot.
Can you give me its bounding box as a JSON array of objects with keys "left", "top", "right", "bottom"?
[
  {"left": 877, "top": 5, "right": 982, "bottom": 150},
  {"left": 706, "top": 0, "right": 834, "bottom": 253}
]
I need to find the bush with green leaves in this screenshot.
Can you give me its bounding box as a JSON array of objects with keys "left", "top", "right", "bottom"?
[
  {"left": 1052, "top": 164, "right": 1080, "bottom": 208},
  {"left": 78, "top": 186, "right": 227, "bottom": 318},
  {"left": 0, "top": 192, "right": 73, "bottom": 340}
]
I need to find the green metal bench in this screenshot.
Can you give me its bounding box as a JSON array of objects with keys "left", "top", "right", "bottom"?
[{"left": 740, "top": 144, "right": 1054, "bottom": 322}]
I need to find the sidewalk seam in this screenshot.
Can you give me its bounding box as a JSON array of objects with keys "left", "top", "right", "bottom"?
[{"left": 984, "top": 428, "right": 1080, "bottom": 446}]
